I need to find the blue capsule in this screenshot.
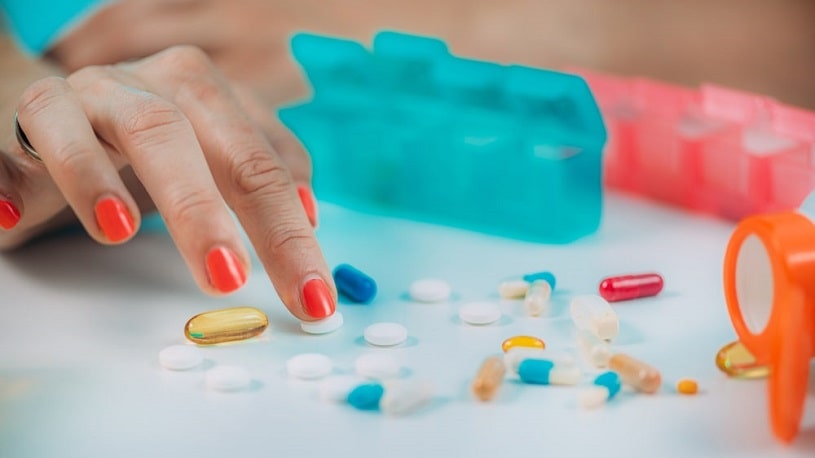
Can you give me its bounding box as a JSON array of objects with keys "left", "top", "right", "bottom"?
[
  {"left": 333, "top": 264, "right": 377, "bottom": 303},
  {"left": 522, "top": 271, "right": 556, "bottom": 290},
  {"left": 593, "top": 371, "right": 622, "bottom": 399},
  {"left": 517, "top": 359, "right": 555, "bottom": 385},
  {"left": 347, "top": 383, "right": 384, "bottom": 410}
]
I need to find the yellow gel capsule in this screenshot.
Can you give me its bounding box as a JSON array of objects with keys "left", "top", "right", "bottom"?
[
  {"left": 472, "top": 356, "right": 506, "bottom": 402},
  {"left": 501, "top": 335, "right": 546, "bottom": 353},
  {"left": 184, "top": 306, "right": 269, "bottom": 345},
  {"left": 715, "top": 341, "right": 769, "bottom": 379},
  {"left": 676, "top": 378, "right": 699, "bottom": 395}
]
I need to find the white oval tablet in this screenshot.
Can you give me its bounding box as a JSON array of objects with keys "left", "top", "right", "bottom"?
[
  {"left": 409, "top": 278, "right": 452, "bottom": 303},
  {"left": 355, "top": 353, "right": 401, "bottom": 380},
  {"left": 158, "top": 345, "right": 203, "bottom": 371},
  {"left": 363, "top": 322, "right": 408, "bottom": 347},
  {"left": 205, "top": 366, "right": 252, "bottom": 392},
  {"left": 300, "top": 312, "right": 344, "bottom": 335},
  {"left": 318, "top": 375, "right": 362, "bottom": 403},
  {"left": 458, "top": 301, "right": 502, "bottom": 325},
  {"left": 286, "top": 353, "right": 333, "bottom": 380}
]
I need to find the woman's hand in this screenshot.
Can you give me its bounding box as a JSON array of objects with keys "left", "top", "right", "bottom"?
[{"left": 3, "top": 45, "right": 336, "bottom": 321}]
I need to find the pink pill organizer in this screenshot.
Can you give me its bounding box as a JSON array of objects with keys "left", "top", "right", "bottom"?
[{"left": 574, "top": 68, "right": 815, "bottom": 220}]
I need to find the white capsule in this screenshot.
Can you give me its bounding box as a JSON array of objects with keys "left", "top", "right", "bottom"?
[
  {"left": 523, "top": 280, "right": 552, "bottom": 317},
  {"left": 205, "top": 366, "right": 252, "bottom": 392},
  {"left": 504, "top": 347, "right": 547, "bottom": 374},
  {"left": 158, "top": 345, "right": 203, "bottom": 371},
  {"left": 578, "top": 386, "right": 611, "bottom": 409},
  {"left": 549, "top": 364, "right": 583, "bottom": 386},
  {"left": 363, "top": 322, "right": 408, "bottom": 347},
  {"left": 570, "top": 295, "right": 619, "bottom": 341},
  {"left": 381, "top": 379, "right": 434, "bottom": 415},
  {"left": 286, "top": 353, "right": 334, "bottom": 380},
  {"left": 318, "top": 375, "right": 362, "bottom": 403},
  {"left": 498, "top": 280, "right": 529, "bottom": 299},
  {"left": 577, "top": 330, "right": 613, "bottom": 368},
  {"left": 458, "top": 301, "right": 502, "bottom": 325},
  {"left": 300, "top": 312, "right": 344, "bottom": 335},
  {"left": 409, "top": 278, "right": 452, "bottom": 303},
  {"left": 355, "top": 353, "right": 401, "bottom": 380}
]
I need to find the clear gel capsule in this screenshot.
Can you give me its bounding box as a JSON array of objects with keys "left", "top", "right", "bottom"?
[
  {"left": 347, "top": 383, "right": 385, "bottom": 411},
  {"left": 501, "top": 335, "right": 546, "bottom": 353},
  {"left": 184, "top": 306, "right": 268, "bottom": 345},
  {"left": 522, "top": 271, "right": 556, "bottom": 290},
  {"left": 570, "top": 295, "right": 619, "bottom": 341},
  {"left": 577, "top": 330, "right": 612, "bottom": 368},
  {"left": 472, "top": 356, "right": 506, "bottom": 401},
  {"left": 609, "top": 353, "right": 662, "bottom": 394},
  {"left": 333, "top": 264, "right": 377, "bottom": 303},
  {"left": 523, "top": 280, "right": 552, "bottom": 317},
  {"left": 599, "top": 273, "right": 663, "bottom": 302},
  {"left": 498, "top": 280, "right": 529, "bottom": 299},
  {"left": 715, "top": 341, "right": 769, "bottom": 379}
]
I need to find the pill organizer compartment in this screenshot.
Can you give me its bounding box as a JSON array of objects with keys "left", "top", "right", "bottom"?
[{"left": 279, "top": 31, "right": 607, "bottom": 243}]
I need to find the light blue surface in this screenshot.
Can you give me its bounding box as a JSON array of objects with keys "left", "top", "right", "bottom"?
[
  {"left": 279, "top": 31, "right": 607, "bottom": 244},
  {"left": 0, "top": 0, "right": 107, "bottom": 54}
]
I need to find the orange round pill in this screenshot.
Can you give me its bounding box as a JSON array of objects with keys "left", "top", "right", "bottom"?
[
  {"left": 501, "top": 335, "right": 545, "bottom": 353},
  {"left": 676, "top": 378, "right": 699, "bottom": 395}
]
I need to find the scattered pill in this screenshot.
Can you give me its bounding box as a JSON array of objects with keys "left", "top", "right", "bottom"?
[
  {"left": 158, "top": 345, "right": 203, "bottom": 371},
  {"left": 521, "top": 271, "right": 556, "bottom": 290},
  {"left": 594, "top": 371, "right": 622, "bottom": 399},
  {"left": 715, "top": 340, "right": 769, "bottom": 379},
  {"left": 184, "top": 306, "right": 268, "bottom": 345},
  {"left": 549, "top": 364, "right": 583, "bottom": 386},
  {"left": 599, "top": 273, "right": 664, "bottom": 302},
  {"left": 363, "top": 322, "right": 408, "bottom": 347},
  {"left": 501, "top": 335, "right": 546, "bottom": 353},
  {"left": 347, "top": 383, "right": 384, "bottom": 410},
  {"left": 300, "top": 312, "right": 344, "bottom": 335},
  {"left": 503, "top": 347, "right": 547, "bottom": 374},
  {"left": 472, "top": 356, "right": 506, "bottom": 402},
  {"left": 409, "top": 278, "right": 452, "bottom": 302},
  {"left": 333, "top": 264, "right": 377, "bottom": 303},
  {"left": 318, "top": 376, "right": 362, "bottom": 403},
  {"left": 570, "top": 295, "right": 619, "bottom": 341},
  {"left": 205, "top": 366, "right": 252, "bottom": 392},
  {"left": 578, "top": 386, "right": 611, "bottom": 409},
  {"left": 577, "top": 330, "right": 612, "bottom": 368},
  {"left": 498, "top": 280, "right": 529, "bottom": 299},
  {"left": 677, "top": 378, "right": 699, "bottom": 395},
  {"left": 523, "top": 280, "right": 552, "bottom": 317},
  {"left": 459, "top": 301, "right": 502, "bottom": 325},
  {"left": 381, "top": 379, "right": 434, "bottom": 415},
  {"left": 286, "top": 353, "right": 333, "bottom": 380},
  {"left": 609, "top": 353, "right": 661, "bottom": 394},
  {"left": 355, "top": 353, "right": 401, "bottom": 380},
  {"left": 518, "top": 359, "right": 555, "bottom": 384}
]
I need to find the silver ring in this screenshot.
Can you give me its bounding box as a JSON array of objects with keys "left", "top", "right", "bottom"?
[{"left": 14, "top": 112, "right": 42, "bottom": 162}]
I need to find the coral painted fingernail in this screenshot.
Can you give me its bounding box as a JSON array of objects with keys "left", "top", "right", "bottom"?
[
  {"left": 0, "top": 200, "right": 21, "bottom": 230},
  {"left": 205, "top": 246, "right": 247, "bottom": 293},
  {"left": 94, "top": 197, "right": 135, "bottom": 242},
  {"left": 297, "top": 185, "right": 318, "bottom": 228},
  {"left": 302, "top": 277, "right": 335, "bottom": 319}
]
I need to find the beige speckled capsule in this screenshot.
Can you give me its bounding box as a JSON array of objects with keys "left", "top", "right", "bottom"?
[
  {"left": 609, "top": 353, "right": 662, "bottom": 394},
  {"left": 472, "top": 356, "right": 506, "bottom": 402},
  {"left": 184, "top": 306, "right": 268, "bottom": 345}
]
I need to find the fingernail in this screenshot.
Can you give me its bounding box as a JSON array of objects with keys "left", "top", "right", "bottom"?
[
  {"left": 302, "top": 277, "right": 335, "bottom": 319},
  {"left": 0, "top": 200, "right": 21, "bottom": 230},
  {"left": 205, "top": 246, "right": 247, "bottom": 293},
  {"left": 95, "top": 196, "right": 135, "bottom": 242},
  {"left": 297, "top": 185, "right": 318, "bottom": 228}
]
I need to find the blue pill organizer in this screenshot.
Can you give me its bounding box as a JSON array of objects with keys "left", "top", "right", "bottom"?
[{"left": 279, "top": 31, "right": 607, "bottom": 243}]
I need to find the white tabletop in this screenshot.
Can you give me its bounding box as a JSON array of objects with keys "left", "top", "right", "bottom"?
[{"left": 1, "top": 192, "right": 813, "bottom": 458}]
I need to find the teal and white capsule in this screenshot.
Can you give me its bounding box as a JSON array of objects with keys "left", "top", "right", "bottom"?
[
  {"left": 518, "top": 358, "right": 582, "bottom": 386},
  {"left": 578, "top": 371, "right": 622, "bottom": 409},
  {"left": 347, "top": 383, "right": 384, "bottom": 411}
]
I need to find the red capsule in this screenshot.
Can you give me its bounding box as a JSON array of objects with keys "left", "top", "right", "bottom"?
[{"left": 598, "top": 273, "right": 663, "bottom": 302}]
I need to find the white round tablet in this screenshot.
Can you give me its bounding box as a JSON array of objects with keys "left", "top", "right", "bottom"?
[
  {"left": 317, "top": 375, "right": 362, "bottom": 403},
  {"left": 363, "top": 322, "right": 408, "bottom": 347},
  {"left": 158, "top": 345, "right": 203, "bottom": 371},
  {"left": 300, "top": 312, "right": 344, "bottom": 335},
  {"left": 205, "top": 366, "right": 252, "bottom": 392},
  {"left": 409, "top": 278, "right": 452, "bottom": 303},
  {"left": 355, "top": 353, "right": 401, "bottom": 380},
  {"left": 286, "top": 353, "right": 333, "bottom": 380},
  {"left": 458, "top": 301, "right": 502, "bottom": 325}
]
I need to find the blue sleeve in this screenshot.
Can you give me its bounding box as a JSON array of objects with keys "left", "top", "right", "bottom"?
[{"left": 0, "top": 0, "right": 110, "bottom": 55}]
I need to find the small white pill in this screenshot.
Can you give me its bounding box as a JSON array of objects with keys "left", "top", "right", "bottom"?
[
  {"left": 409, "top": 278, "right": 452, "bottom": 303},
  {"left": 504, "top": 347, "right": 546, "bottom": 374},
  {"left": 300, "top": 312, "right": 344, "bottom": 335},
  {"left": 286, "top": 353, "right": 334, "bottom": 380},
  {"left": 205, "top": 366, "right": 252, "bottom": 392},
  {"left": 381, "top": 379, "right": 434, "bottom": 415},
  {"left": 498, "top": 280, "right": 529, "bottom": 299},
  {"left": 577, "top": 330, "right": 613, "bottom": 368},
  {"left": 158, "top": 345, "right": 203, "bottom": 371},
  {"left": 318, "top": 375, "right": 362, "bottom": 403},
  {"left": 578, "top": 386, "right": 610, "bottom": 409},
  {"left": 459, "top": 301, "right": 502, "bottom": 325},
  {"left": 570, "top": 295, "right": 619, "bottom": 341},
  {"left": 549, "top": 364, "right": 583, "bottom": 386},
  {"left": 355, "top": 353, "right": 401, "bottom": 380},
  {"left": 363, "top": 322, "right": 408, "bottom": 347}
]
